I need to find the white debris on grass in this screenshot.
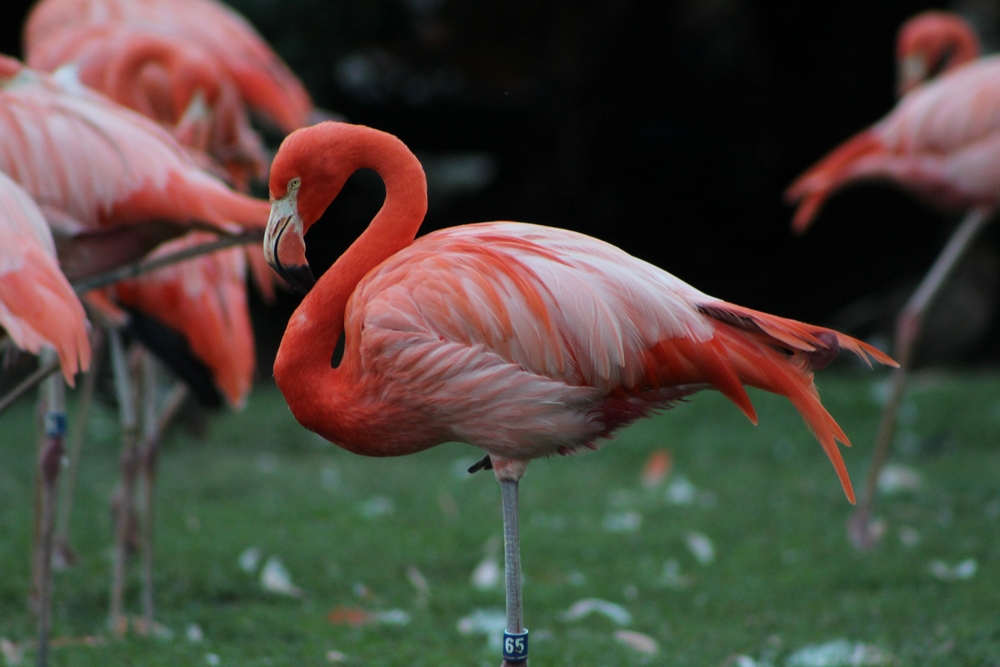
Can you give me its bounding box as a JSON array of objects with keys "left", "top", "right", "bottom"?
[
  {"left": 406, "top": 566, "right": 430, "bottom": 606},
  {"left": 897, "top": 526, "right": 920, "bottom": 548},
  {"left": 877, "top": 464, "right": 922, "bottom": 495},
  {"left": 205, "top": 653, "right": 220, "bottom": 666},
  {"left": 471, "top": 556, "right": 501, "bottom": 590},
  {"left": 614, "top": 629, "right": 659, "bottom": 655},
  {"left": 238, "top": 547, "right": 261, "bottom": 573},
  {"left": 560, "top": 599, "right": 632, "bottom": 625},
  {"left": 325, "top": 650, "right": 349, "bottom": 662},
  {"left": 457, "top": 609, "right": 507, "bottom": 650},
  {"left": 1, "top": 638, "right": 23, "bottom": 666},
  {"left": 260, "top": 556, "right": 305, "bottom": 597},
  {"left": 357, "top": 496, "right": 394, "bottom": 518},
  {"left": 373, "top": 609, "right": 411, "bottom": 625},
  {"left": 320, "top": 467, "right": 340, "bottom": 490},
  {"left": 186, "top": 623, "right": 204, "bottom": 643},
  {"left": 664, "top": 474, "right": 697, "bottom": 505},
  {"left": 929, "top": 558, "right": 977, "bottom": 581},
  {"left": 685, "top": 532, "right": 715, "bottom": 565},
  {"left": 603, "top": 512, "right": 642, "bottom": 532},
  {"left": 657, "top": 559, "right": 691, "bottom": 589},
  {"left": 785, "top": 639, "right": 893, "bottom": 666}
]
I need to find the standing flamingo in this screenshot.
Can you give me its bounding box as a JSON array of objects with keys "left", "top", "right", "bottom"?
[
  {"left": 24, "top": 0, "right": 313, "bottom": 134},
  {"left": 0, "top": 170, "right": 91, "bottom": 667},
  {"left": 896, "top": 11, "right": 979, "bottom": 97},
  {"left": 263, "top": 121, "right": 895, "bottom": 665},
  {"left": 785, "top": 40, "right": 1000, "bottom": 547}
]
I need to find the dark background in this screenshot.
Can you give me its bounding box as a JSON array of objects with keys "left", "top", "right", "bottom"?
[{"left": 4, "top": 0, "right": 999, "bottom": 367}]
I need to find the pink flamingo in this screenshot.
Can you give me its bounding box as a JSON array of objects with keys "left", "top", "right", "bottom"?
[
  {"left": 0, "top": 170, "right": 91, "bottom": 667},
  {"left": 785, "top": 28, "right": 999, "bottom": 547},
  {"left": 896, "top": 11, "right": 979, "bottom": 97},
  {"left": 264, "top": 121, "right": 895, "bottom": 665},
  {"left": 24, "top": 0, "right": 313, "bottom": 134}
]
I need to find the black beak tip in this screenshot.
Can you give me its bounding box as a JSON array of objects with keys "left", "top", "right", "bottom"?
[{"left": 276, "top": 263, "right": 317, "bottom": 294}]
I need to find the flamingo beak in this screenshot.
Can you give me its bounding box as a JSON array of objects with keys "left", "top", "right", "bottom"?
[{"left": 265, "top": 194, "right": 316, "bottom": 293}]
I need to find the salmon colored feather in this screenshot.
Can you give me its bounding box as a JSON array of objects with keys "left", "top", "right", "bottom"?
[{"left": 0, "top": 172, "right": 90, "bottom": 384}]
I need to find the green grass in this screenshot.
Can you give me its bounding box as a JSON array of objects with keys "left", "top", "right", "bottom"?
[{"left": 2, "top": 371, "right": 1000, "bottom": 666}]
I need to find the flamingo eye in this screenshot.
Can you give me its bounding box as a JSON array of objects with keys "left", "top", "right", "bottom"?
[{"left": 288, "top": 177, "right": 302, "bottom": 191}]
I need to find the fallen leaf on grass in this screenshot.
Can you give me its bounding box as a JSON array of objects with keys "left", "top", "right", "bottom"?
[
  {"left": 929, "top": 558, "right": 977, "bottom": 581},
  {"left": 785, "top": 639, "right": 893, "bottom": 666},
  {"left": 560, "top": 599, "right": 632, "bottom": 625},
  {"left": 261, "top": 556, "right": 304, "bottom": 597},
  {"left": 615, "top": 629, "right": 659, "bottom": 655},
  {"left": 325, "top": 650, "right": 349, "bottom": 662},
  {"left": 327, "top": 607, "right": 411, "bottom": 627},
  {"left": 641, "top": 450, "right": 672, "bottom": 488}
]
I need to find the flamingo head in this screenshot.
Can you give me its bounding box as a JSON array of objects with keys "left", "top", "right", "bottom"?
[
  {"left": 265, "top": 122, "right": 356, "bottom": 293},
  {"left": 896, "top": 11, "right": 979, "bottom": 97}
]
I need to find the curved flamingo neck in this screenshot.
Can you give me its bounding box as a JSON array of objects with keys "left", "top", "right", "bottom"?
[{"left": 273, "top": 125, "right": 428, "bottom": 452}]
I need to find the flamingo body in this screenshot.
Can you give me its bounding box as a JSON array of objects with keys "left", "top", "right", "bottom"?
[
  {"left": 786, "top": 56, "right": 1000, "bottom": 232},
  {"left": 266, "top": 122, "right": 895, "bottom": 504},
  {"left": 113, "top": 233, "right": 255, "bottom": 407},
  {"left": 0, "top": 56, "right": 268, "bottom": 235},
  {"left": 0, "top": 171, "right": 90, "bottom": 383},
  {"left": 25, "top": 0, "right": 312, "bottom": 133}
]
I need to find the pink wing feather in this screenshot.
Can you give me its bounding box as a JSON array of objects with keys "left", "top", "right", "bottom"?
[
  {"left": 786, "top": 56, "right": 1000, "bottom": 231},
  {"left": 0, "top": 56, "right": 268, "bottom": 233},
  {"left": 348, "top": 222, "right": 893, "bottom": 501},
  {"left": 0, "top": 172, "right": 91, "bottom": 384},
  {"left": 25, "top": 0, "right": 312, "bottom": 132}
]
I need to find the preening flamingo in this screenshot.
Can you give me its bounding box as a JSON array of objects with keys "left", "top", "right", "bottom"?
[
  {"left": 786, "top": 36, "right": 999, "bottom": 547},
  {"left": 264, "top": 121, "right": 895, "bottom": 664},
  {"left": 25, "top": 0, "right": 313, "bottom": 134},
  {"left": 896, "top": 11, "right": 979, "bottom": 97}
]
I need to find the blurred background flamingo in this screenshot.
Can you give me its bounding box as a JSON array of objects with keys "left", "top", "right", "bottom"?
[{"left": 786, "top": 8, "right": 998, "bottom": 548}]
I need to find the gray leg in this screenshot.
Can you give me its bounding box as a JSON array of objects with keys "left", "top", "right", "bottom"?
[
  {"left": 849, "top": 206, "right": 993, "bottom": 549},
  {"left": 500, "top": 479, "right": 528, "bottom": 666},
  {"left": 108, "top": 328, "right": 139, "bottom": 637},
  {"left": 35, "top": 354, "right": 66, "bottom": 667}
]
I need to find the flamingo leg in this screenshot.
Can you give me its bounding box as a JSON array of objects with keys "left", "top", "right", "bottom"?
[
  {"left": 849, "top": 206, "right": 993, "bottom": 549},
  {"left": 108, "top": 328, "right": 139, "bottom": 637},
  {"left": 496, "top": 462, "right": 529, "bottom": 666},
  {"left": 53, "top": 331, "right": 104, "bottom": 570},
  {"left": 35, "top": 352, "right": 66, "bottom": 667}
]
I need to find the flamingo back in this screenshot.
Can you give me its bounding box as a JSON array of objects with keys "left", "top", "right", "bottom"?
[
  {"left": 330, "top": 222, "right": 891, "bottom": 500},
  {"left": 0, "top": 57, "right": 268, "bottom": 232},
  {"left": 0, "top": 172, "right": 91, "bottom": 383}
]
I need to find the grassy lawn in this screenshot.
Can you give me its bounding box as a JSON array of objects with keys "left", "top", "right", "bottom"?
[{"left": 2, "top": 371, "right": 999, "bottom": 666}]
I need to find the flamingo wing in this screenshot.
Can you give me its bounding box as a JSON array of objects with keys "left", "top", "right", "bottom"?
[
  {"left": 787, "top": 56, "right": 1000, "bottom": 230},
  {"left": 0, "top": 172, "right": 91, "bottom": 383},
  {"left": 0, "top": 56, "right": 268, "bottom": 232},
  {"left": 346, "top": 222, "right": 890, "bottom": 497},
  {"left": 25, "top": 0, "right": 312, "bottom": 132},
  {"left": 112, "top": 232, "right": 255, "bottom": 408}
]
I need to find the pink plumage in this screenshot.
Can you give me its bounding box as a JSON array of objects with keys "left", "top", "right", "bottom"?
[
  {"left": 0, "top": 171, "right": 91, "bottom": 384},
  {"left": 786, "top": 55, "right": 1000, "bottom": 232}
]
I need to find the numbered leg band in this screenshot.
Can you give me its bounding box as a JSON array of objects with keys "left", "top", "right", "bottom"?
[{"left": 503, "top": 629, "right": 529, "bottom": 662}]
